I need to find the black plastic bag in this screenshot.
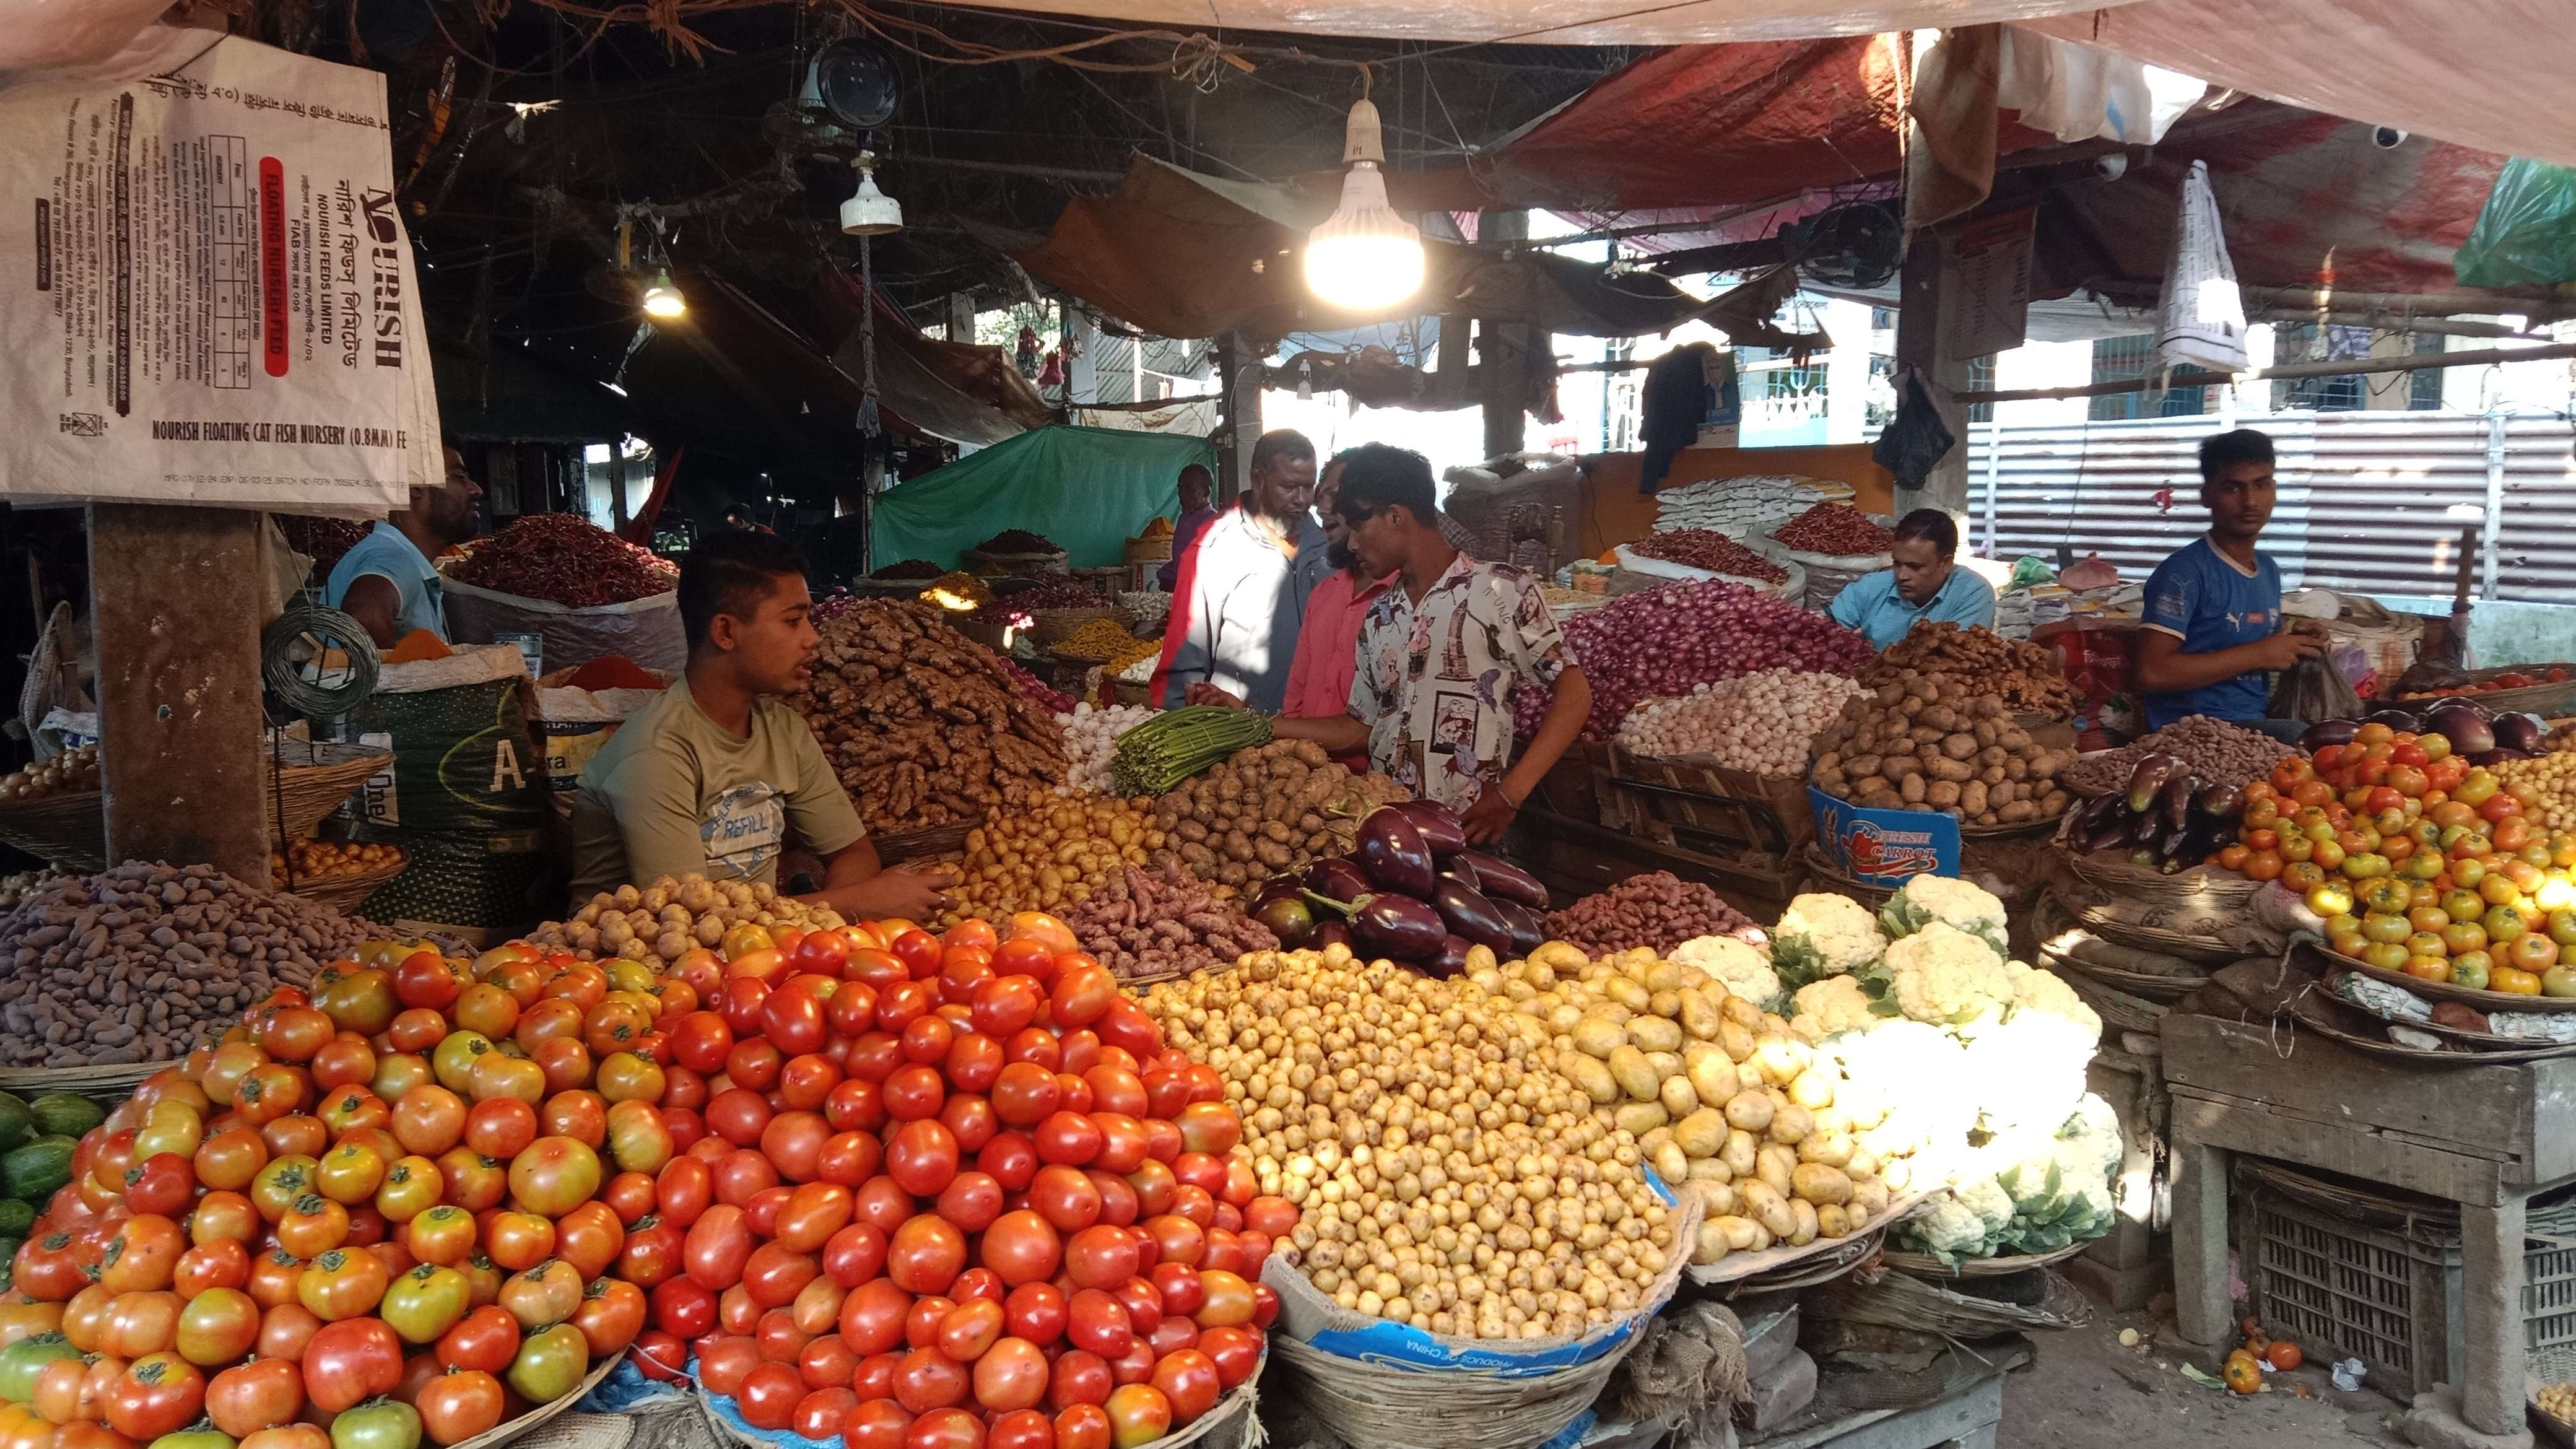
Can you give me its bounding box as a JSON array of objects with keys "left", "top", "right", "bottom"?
[
  {"left": 2269, "top": 650, "right": 2364, "bottom": 724},
  {"left": 2393, "top": 658, "right": 2470, "bottom": 696},
  {"left": 1872, "top": 371, "right": 1956, "bottom": 486}
]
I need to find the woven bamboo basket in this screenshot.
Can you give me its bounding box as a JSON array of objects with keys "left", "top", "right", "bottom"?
[
  {"left": 874, "top": 816, "right": 981, "bottom": 866},
  {"left": 1027, "top": 604, "right": 1128, "bottom": 648},
  {"left": 1124, "top": 533, "right": 1175, "bottom": 564},
  {"left": 1882, "top": 1240, "right": 2095, "bottom": 1278},
  {"left": 0, "top": 1060, "right": 167, "bottom": 1098},
  {"left": 1112, "top": 678, "right": 1155, "bottom": 707},
  {"left": 449, "top": 1354, "right": 624, "bottom": 1449},
  {"left": 0, "top": 793, "right": 109, "bottom": 872},
  {"left": 277, "top": 852, "right": 409, "bottom": 913},
  {"left": 0, "top": 741, "right": 399, "bottom": 876}
]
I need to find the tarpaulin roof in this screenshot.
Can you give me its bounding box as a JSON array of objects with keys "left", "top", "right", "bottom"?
[
  {"left": 1394, "top": 37, "right": 2055, "bottom": 216},
  {"left": 1012, "top": 155, "right": 1803, "bottom": 343},
  {"left": 805, "top": 269, "right": 1055, "bottom": 446},
  {"left": 867, "top": 425, "right": 1215, "bottom": 573}
]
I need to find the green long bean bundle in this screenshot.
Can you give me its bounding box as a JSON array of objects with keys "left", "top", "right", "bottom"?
[{"left": 1110, "top": 706, "right": 1273, "bottom": 795}]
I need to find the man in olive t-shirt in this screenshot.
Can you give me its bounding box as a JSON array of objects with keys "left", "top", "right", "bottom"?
[{"left": 568, "top": 533, "right": 954, "bottom": 918}]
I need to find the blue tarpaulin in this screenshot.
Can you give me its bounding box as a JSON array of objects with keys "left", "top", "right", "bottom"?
[{"left": 868, "top": 425, "right": 1216, "bottom": 572}]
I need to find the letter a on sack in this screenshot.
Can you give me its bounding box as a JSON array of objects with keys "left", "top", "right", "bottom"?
[{"left": 489, "top": 739, "right": 527, "bottom": 793}]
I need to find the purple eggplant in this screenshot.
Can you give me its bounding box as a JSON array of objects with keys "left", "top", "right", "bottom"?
[
  {"left": 1251, "top": 875, "right": 1303, "bottom": 911},
  {"left": 1388, "top": 801, "right": 1469, "bottom": 858},
  {"left": 2299, "top": 719, "right": 2360, "bottom": 754},
  {"left": 1458, "top": 850, "right": 1547, "bottom": 908},
  {"left": 1256, "top": 896, "right": 1315, "bottom": 948},
  {"left": 1305, "top": 858, "right": 1373, "bottom": 903},
  {"left": 2365, "top": 708, "right": 2424, "bottom": 734},
  {"left": 2426, "top": 705, "right": 2496, "bottom": 757},
  {"left": 1307, "top": 889, "right": 1450, "bottom": 960},
  {"left": 1423, "top": 935, "right": 1473, "bottom": 978},
  {"left": 1431, "top": 879, "right": 1513, "bottom": 953},
  {"left": 1492, "top": 900, "right": 1546, "bottom": 957},
  {"left": 1437, "top": 861, "right": 1485, "bottom": 897},
  {"left": 2471, "top": 747, "right": 2536, "bottom": 766},
  {"left": 1355, "top": 807, "right": 1437, "bottom": 896},
  {"left": 1311, "top": 920, "right": 1354, "bottom": 953},
  {"left": 2495, "top": 711, "right": 2548, "bottom": 753}
]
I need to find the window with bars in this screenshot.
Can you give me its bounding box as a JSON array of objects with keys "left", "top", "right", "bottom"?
[
  {"left": 1965, "top": 355, "right": 1995, "bottom": 424},
  {"left": 2088, "top": 334, "right": 2208, "bottom": 421}
]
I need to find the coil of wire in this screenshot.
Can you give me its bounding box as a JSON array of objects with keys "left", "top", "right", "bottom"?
[{"left": 261, "top": 601, "right": 381, "bottom": 718}]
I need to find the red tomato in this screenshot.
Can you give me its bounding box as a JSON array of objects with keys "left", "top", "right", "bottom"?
[
  {"left": 887, "top": 1216, "right": 967, "bottom": 1296},
  {"left": 854, "top": 1177, "right": 914, "bottom": 1234},
  {"left": 437, "top": 1305, "right": 522, "bottom": 1373},
  {"left": 790, "top": 1386, "right": 856, "bottom": 1442},
  {"left": 1006, "top": 1283, "right": 1068, "bottom": 1347},
  {"left": 887, "top": 1121, "right": 962, "bottom": 1198},
  {"left": 936, "top": 1173, "right": 1004, "bottom": 1235},
  {"left": 300, "top": 1318, "right": 402, "bottom": 1412},
  {"left": 736, "top": 1361, "right": 804, "bottom": 1429},
  {"left": 668, "top": 1013, "right": 734, "bottom": 1076},
  {"left": 987, "top": 1409, "right": 1055, "bottom": 1449},
  {"left": 940, "top": 1095, "right": 998, "bottom": 1155},
  {"left": 883, "top": 1066, "right": 947, "bottom": 1125},
  {"left": 759, "top": 988, "right": 829, "bottom": 1060},
  {"left": 1196, "top": 1326, "right": 1261, "bottom": 1388},
  {"left": 1034, "top": 1114, "right": 1101, "bottom": 1168},
  {"left": 206, "top": 1356, "right": 305, "bottom": 1437},
  {"left": 799, "top": 1333, "right": 859, "bottom": 1390},
  {"left": 1086, "top": 1172, "right": 1139, "bottom": 1230},
  {"left": 705, "top": 1090, "right": 773, "bottom": 1149},
  {"left": 823, "top": 1223, "right": 890, "bottom": 1289},
  {"left": 838, "top": 1279, "right": 913, "bottom": 1357},
  {"left": 1066, "top": 1290, "right": 1131, "bottom": 1358},
  {"left": 816, "top": 1131, "right": 883, "bottom": 1188},
  {"left": 1147, "top": 1351, "right": 1218, "bottom": 1425},
  {"left": 1063, "top": 1227, "right": 1138, "bottom": 1292},
  {"left": 104, "top": 1354, "right": 206, "bottom": 1440},
  {"left": 760, "top": 1112, "right": 830, "bottom": 1185},
  {"left": 843, "top": 1399, "right": 914, "bottom": 1449},
  {"left": 1028, "top": 1167, "right": 1102, "bottom": 1235},
  {"left": 713, "top": 1150, "right": 781, "bottom": 1209},
  {"left": 1003, "top": 1030, "right": 1061, "bottom": 1073},
  {"left": 742, "top": 1242, "right": 820, "bottom": 1309},
  {"left": 894, "top": 1348, "right": 969, "bottom": 1415},
  {"left": 1049, "top": 1351, "right": 1112, "bottom": 1410},
  {"left": 1103, "top": 1383, "right": 1171, "bottom": 1448},
  {"left": 697, "top": 1336, "right": 761, "bottom": 1396},
  {"left": 939, "top": 1298, "right": 1005, "bottom": 1362},
  {"left": 650, "top": 1277, "right": 715, "bottom": 1338},
  {"left": 684, "top": 1206, "right": 754, "bottom": 1290},
  {"left": 1055, "top": 1404, "right": 1110, "bottom": 1449},
  {"left": 972, "top": 1337, "right": 1050, "bottom": 1413},
  {"left": 1050, "top": 967, "right": 1116, "bottom": 1029},
  {"left": 778, "top": 1056, "right": 843, "bottom": 1113}
]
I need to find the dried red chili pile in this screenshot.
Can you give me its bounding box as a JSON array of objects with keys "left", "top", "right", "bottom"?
[
  {"left": 1773, "top": 502, "right": 1895, "bottom": 555},
  {"left": 1003, "top": 579, "right": 1107, "bottom": 610},
  {"left": 448, "top": 513, "right": 679, "bottom": 606},
  {"left": 1630, "top": 528, "right": 1789, "bottom": 583},
  {"left": 276, "top": 516, "right": 373, "bottom": 577}
]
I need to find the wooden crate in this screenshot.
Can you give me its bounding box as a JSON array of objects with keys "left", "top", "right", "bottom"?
[
  {"left": 1605, "top": 746, "right": 1813, "bottom": 855},
  {"left": 1523, "top": 739, "right": 1608, "bottom": 825}
]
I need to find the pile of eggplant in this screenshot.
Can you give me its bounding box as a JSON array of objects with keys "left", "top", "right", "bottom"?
[
  {"left": 1248, "top": 801, "right": 1551, "bottom": 977},
  {"left": 2058, "top": 753, "right": 2246, "bottom": 874},
  {"left": 2299, "top": 700, "right": 2549, "bottom": 764}
]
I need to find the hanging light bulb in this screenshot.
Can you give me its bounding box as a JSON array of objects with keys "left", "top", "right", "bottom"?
[
  {"left": 641, "top": 268, "right": 686, "bottom": 320},
  {"left": 1304, "top": 93, "right": 1422, "bottom": 313},
  {"left": 842, "top": 150, "right": 903, "bottom": 237}
]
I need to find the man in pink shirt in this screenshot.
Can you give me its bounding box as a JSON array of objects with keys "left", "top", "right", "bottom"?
[{"left": 1280, "top": 453, "right": 1388, "bottom": 722}]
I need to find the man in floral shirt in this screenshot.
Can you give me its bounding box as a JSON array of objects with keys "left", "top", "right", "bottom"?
[{"left": 1260, "top": 443, "right": 1593, "bottom": 844}]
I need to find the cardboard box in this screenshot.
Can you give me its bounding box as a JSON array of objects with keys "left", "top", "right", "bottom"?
[{"left": 1808, "top": 786, "right": 1960, "bottom": 887}]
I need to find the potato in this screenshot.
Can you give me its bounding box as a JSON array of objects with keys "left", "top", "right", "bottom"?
[
  {"left": 1717, "top": 1018, "right": 1758, "bottom": 1064},
  {"left": 1751, "top": 1037, "right": 1809, "bottom": 1087},
  {"left": 1791, "top": 1162, "right": 1854, "bottom": 1206},
  {"left": 1845, "top": 1146, "right": 1878, "bottom": 1180},
  {"left": 1673, "top": 1107, "right": 1728, "bottom": 1159},
  {"left": 1677, "top": 988, "right": 1723, "bottom": 1042},
  {"left": 1798, "top": 1132, "right": 1855, "bottom": 1168},
  {"left": 1561, "top": 1053, "right": 1619, "bottom": 1105},
  {"left": 1639, "top": 1126, "right": 1673, "bottom": 1157},
  {"left": 1843, "top": 1202, "right": 1869, "bottom": 1232},
  {"left": 1787, "top": 1068, "right": 1838, "bottom": 1112},
  {"left": 1658, "top": 1074, "right": 1700, "bottom": 1120},
  {"left": 1645, "top": 1051, "right": 1684, "bottom": 1083},
  {"left": 1531, "top": 941, "right": 1589, "bottom": 972},
  {"left": 1648, "top": 990, "right": 1682, "bottom": 1021},
  {"left": 1756, "top": 1144, "right": 1798, "bottom": 1199},
  {"left": 1686, "top": 1051, "right": 1740, "bottom": 1112},
  {"left": 1852, "top": 1179, "right": 1892, "bottom": 1216},
  {"left": 1720, "top": 994, "right": 1765, "bottom": 1029},
  {"left": 1686, "top": 1152, "right": 1733, "bottom": 1185},
  {"left": 1691, "top": 1180, "right": 1738, "bottom": 1218},
  {"left": 1899, "top": 773, "right": 1927, "bottom": 804},
  {"left": 1722, "top": 1128, "right": 1760, "bottom": 1178},
  {"left": 1710, "top": 1215, "right": 1764, "bottom": 1252},
  {"left": 1786, "top": 1198, "right": 1820, "bottom": 1247},
  {"left": 1767, "top": 1102, "right": 1814, "bottom": 1145},
  {"left": 1739, "top": 1181, "right": 1797, "bottom": 1240},
  {"left": 1614, "top": 1101, "right": 1671, "bottom": 1138},
  {"left": 1571, "top": 1015, "right": 1626, "bottom": 1059},
  {"left": 1724, "top": 1090, "right": 1775, "bottom": 1134},
  {"left": 1816, "top": 1204, "right": 1850, "bottom": 1239},
  {"left": 1653, "top": 1140, "right": 1690, "bottom": 1186},
  {"left": 1644, "top": 960, "right": 1692, "bottom": 993},
  {"left": 1606, "top": 977, "right": 1653, "bottom": 1011},
  {"left": 1606, "top": 1045, "right": 1660, "bottom": 1101}
]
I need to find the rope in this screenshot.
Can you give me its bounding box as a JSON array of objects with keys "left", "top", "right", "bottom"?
[{"left": 261, "top": 602, "right": 381, "bottom": 721}]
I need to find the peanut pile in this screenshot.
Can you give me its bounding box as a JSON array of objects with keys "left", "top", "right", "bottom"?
[{"left": 792, "top": 599, "right": 1068, "bottom": 832}]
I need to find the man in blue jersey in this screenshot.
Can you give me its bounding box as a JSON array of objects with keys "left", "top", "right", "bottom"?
[
  {"left": 325, "top": 446, "right": 481, "bottom": 647},
  {"left": 2134, "top": 429, "right": 2323, "bottom": 740}
]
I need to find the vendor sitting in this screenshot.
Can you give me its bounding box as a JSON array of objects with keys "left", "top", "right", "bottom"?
[
  {"left": 325, "top": 446, "right": 481, "bottom": 648},
  {"left": 568, "top": 531, "right": 955, "bottom": 919},
  {"left": 2134, "top": 428, "right": 2323, "bottom": 742},
  {"left": 1825, "top": 509, "right": 1996, "bottom": 650}
]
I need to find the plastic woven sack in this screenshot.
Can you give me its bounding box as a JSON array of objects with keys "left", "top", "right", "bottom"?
[
  {"left": 2456, "top": 159, "right": 2576, "bottom": 289},
  {"left": 2268, "top": 650, "right": 2364, "bottom": 724}
]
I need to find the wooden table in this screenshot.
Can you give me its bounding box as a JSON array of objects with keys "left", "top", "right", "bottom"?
[{"left": 2162, "top": 1013, "right": 2576, "bottom": 1435}]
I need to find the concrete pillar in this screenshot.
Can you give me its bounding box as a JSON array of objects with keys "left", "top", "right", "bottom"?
[
  {"left": 1892, "top": 230, "right": 1973, "bottom": 523},
  {"left": 1214, "top": 333, "right": 1263, "bottom": 505},
  {"left": 1480, "top": 212, "right": 1530, "bottom": 460}
]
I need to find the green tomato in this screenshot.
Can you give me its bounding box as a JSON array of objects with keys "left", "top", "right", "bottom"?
[
  {"left": 380, "top": 1264, "right": 471, "bottom": 1346},
  {"left": 331, "top": 1400, "right": 422, "bottom": 1449},
  {"left": 0, "top": 1332, "right": 82, "bottom": 1401},
  {"left": 150, "top": 1432, "right": 239, "bottom": 1449},
  {"left": 507, "top": 1323, "right": 591, "bottom": 1404}
]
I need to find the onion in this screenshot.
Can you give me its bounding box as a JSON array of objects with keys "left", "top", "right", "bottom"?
[{"left": 1516, "top": 580, "right": 1875, "bottom": 742}]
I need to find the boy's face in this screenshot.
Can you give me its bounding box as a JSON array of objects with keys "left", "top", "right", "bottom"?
[
  {"left": 711, "top": 572, "right": 819, "bottom": 694},
  {"left": 2204, "top": 460, "right": 2276, "bottom": 538}
]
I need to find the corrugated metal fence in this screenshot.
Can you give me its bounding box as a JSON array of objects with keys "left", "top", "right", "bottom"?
[{"left": 1969, "top": 411, "right": 2576, "bottom": 606}]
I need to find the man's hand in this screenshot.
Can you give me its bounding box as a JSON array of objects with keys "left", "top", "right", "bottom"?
[
  {"left": 1185, "top": 683, "right": 1247, "bottom": 709},
  {"left": 2251, "top": 630, "right": 2327, "bottom": 671},
  {"left": 828, "top": 866, "right": 957, "bottom": 923},
  {"left": 1459, "top": 785, "right": 1520, "bottom": 846}
]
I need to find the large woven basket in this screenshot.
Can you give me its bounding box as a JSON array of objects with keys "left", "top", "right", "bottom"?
[
  {"left": 0, "top": 741, "right": 387, "bottom": 872},
  {"left": 963, "top": 546, "right": 1069, "bottom": 577},
  {"left": 874, "top": 815, "right": 982, "bottom": 866},
  {"left": 1125, "top": 534, "right": 1174, "bottom": 564},
  {"left": 278, "top": 852, "right": 409, "bottom": 912},
  {"left": 1028, "top": 604, "right": 1129, "bottom": 648}
]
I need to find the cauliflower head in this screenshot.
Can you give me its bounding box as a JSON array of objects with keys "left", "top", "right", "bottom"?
[
  {"left": 1881, "top": 875, "right": 2010, "bottom": 955},
  {"left": 1956, "top": 1007, "right": 2094, "bottom": 1135},
  {"left": 1882, "top": 922, "right": 2014, "bottom": 1028},
  {"left": 1669, "top": 935, "right": 1783, "bottom": 1010},
  {"left": 1904, "top": 1178, "right": 2014, "bottom": 1261},
  {"left": 2004, "top": 959, "right": 2104, "bottom": 1041},
  {"left": 1789, "top": 975, "right": 1882, "bottom": 1043},
  {"left": 1769, "top": 892, "right": 1886, "bottom": 986}
]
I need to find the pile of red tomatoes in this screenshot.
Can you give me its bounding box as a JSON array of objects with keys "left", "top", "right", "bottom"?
[
  {"left": 632, "top": 910, "right": 1286, "bottom": 1449},
  {"left": 0, "top": 944, "right": 676, "bottom": 1449}
]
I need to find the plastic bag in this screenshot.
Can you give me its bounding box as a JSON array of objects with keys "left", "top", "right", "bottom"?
[
  {"left": 1871, "top": 370, "right": 1956, "bottom": 486},
  {"left": 2008, "top": 557, "right": 2058, "bottom": 590},
  {"left": 2456, "top": 159, "right": 2576, "bottom": 289},
  {"left": 2269, "top": 650, "right": 2364, "bottom": 724},
  {"left": 2394, "top": 658, "right": 2471, "bottom": 695},
  {"left": 2152, "top": 160, "right": 2246, "bottom": 386}
]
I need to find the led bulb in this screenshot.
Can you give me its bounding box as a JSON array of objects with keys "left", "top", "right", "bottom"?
[
  {"left": 641, "top": 269, "right": 686, "bottom": 320},
  {"left": 1305, "top": 98, "right": 1424, "bottom": 313}
]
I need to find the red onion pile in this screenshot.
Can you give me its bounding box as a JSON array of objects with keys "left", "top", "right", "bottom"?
[
  {"left": 1515, "top": 578, "right": 1875, "bottom": 741},
  {"left": 1629, "top": 529, "right": 1789, "bottom": 583},
  {"left": 1773, "top": 502, "right": 1894, "bottom": 556},
  {"left": 1006, "top": 579, "right": 1113, "bottom": 610},
  {"left": 996, "top": 655, "right": 1076, "bottom": 713},
  {"left": 448, "top": 513, "right": 678, "bottom": 606}
]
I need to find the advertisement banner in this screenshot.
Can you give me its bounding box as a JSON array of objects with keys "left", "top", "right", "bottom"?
[
  {"left": 0, "top": 28, "right": 434, "bottom": 511},
  {"left": 1808, "top": 785, "right": 1962, "bottom": 888}
]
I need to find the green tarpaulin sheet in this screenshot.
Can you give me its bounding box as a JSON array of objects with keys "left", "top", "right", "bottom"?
[{"left": 868, "top": 425, "right": 1216, "bottom": 572}]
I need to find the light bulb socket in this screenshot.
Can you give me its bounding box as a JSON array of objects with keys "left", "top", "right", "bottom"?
[{"left": 1341, "top": 97, "right": 1387, "bottom": 167}]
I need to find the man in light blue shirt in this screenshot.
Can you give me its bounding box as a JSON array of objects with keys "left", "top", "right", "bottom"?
[
  {"left": 1827, "top": 508, "right": 1996, "bottom": 650},
  {"left": 324, "top": 446, "right": 481, "bottom": 646}
]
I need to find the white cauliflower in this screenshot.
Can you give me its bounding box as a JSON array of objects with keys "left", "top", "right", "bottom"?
[
  {"left": 1769, "top": 892, "right": 1886, "bottom": 986},
  {"left": 1954, "top": 1009, "right": 2094, "bottom": 1136},
  {"left": 1908, "top": 1177, "right": 2014, "bottom": 1260},
  {"left": 1882, "top": 923, "right": 2014, "bottom": 1029},
  {"left": 1880, "top": 875, "right": 2010, "bottom": 955},
  {"left": 2004, "top": 959, "right": 2104, "bottom": 1042},
  {"left": 1828, "top": 1019, "right": 1975, "bottom": 1167},
  {"left": 1669, "top": 935, "right": 1782, "bottom": 1009},
  {"left": 1789, "top": 975, "right": 1881, "bottom": 1043}
]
